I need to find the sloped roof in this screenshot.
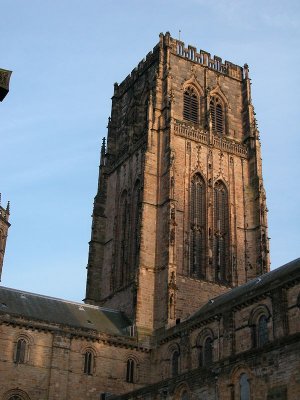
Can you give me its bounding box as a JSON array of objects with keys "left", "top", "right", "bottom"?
[
  {"left": 0, "top": 286, "right": 131, "bottom": 336},
  {"left": 192, "top": 258, "right": 300, "bottom": 319}
]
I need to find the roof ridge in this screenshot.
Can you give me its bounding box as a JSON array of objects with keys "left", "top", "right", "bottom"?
[{"left": 0, "top": 286, "right": 122, "bottom": 314}]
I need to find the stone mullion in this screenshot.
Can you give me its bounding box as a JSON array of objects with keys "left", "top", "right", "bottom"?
[
  {"left": 229, "top": 156, "right": 238, "bottom": 286},
  {"left": 207, "top": 149, "right": 214, "bottom": 281}
]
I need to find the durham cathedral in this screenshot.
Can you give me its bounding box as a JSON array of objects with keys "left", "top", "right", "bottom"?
[{"left": 0, "top": 33, "right": 299, "bottom": 400}]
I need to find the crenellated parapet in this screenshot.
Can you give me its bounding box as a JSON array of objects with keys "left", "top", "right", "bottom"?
[
  {"left": 169, "top": 37, "right": 244, "bottom": 80},
  {"left": 113, "top": 44, "right": 160, "bottom": 98}
]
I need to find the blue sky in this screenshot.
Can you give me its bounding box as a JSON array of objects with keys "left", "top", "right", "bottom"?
[{"left": 1, "top": 0, "right": 299, "bottom": 302}]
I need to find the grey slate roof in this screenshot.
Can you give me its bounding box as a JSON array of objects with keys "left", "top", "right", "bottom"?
[
  {"left": 192, "top": 258, "right": 300, "bottom": 320},
  {"left": 0, "top": 286, "right": 131, "bottom": 336}
]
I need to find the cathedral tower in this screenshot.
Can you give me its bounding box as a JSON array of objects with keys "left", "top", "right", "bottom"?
[{"left": 85, "top": 33, "right": 269, "bottom": 335}]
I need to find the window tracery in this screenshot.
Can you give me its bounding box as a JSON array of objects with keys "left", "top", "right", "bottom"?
[
  {"left": 213, "top": 180, "right": 229, "bottom": 283},
  {"left": 183, "top": 87, "right": 199, "bottom": 124},
  {"left": 189, "top": 174, "right": 206, "bottom": 279}
]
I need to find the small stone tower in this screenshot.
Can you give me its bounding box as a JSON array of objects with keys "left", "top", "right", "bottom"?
[
  {"left": 0, "top": 195, "right": 10, "bottom": 281},
  {"left": 85, "top": 33, "right": 269, "bottom": 335}
]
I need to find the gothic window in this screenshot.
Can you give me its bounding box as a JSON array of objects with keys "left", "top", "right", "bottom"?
[
  {"left": 14, "top": 338, "right": 27, "bottom": 364},
  {"left": 118, "top": 190, "right": 129, "bottom": 287},
  {"left": 257, "top": 315, "right": 269, "bottom": 347},
  {"left": 171, "top": 350, "right": 180, "bottom": 377},
  {"left": 213, "top": 181, "right": 229, "bottom": 283},
  {"left": 189, "top": 174, "right": 206, "bottom": 278},
  {"left": 239, "top": 373, "right": 250, "bottom": 400},
  {"left": 126, "top": 358, "right": 135, "bottom": 383},
  {"left": 130, "top": 181, "right": 141, "bottom": 276},
  {"left": 83, "top": 350, "right": 94, "bottom": 375},
  {"left": 210, "top": 96, "right": 224, "bottom": 134},
  {"left": 183, "top": 86, "right": 199, "bottom": 124}
]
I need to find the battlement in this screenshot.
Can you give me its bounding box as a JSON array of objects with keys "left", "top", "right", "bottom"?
[
  {"left": 114, "top": 43, "right": 160, "bottom": 97},
  {"left": 114, "top": 33, "right": 247, "bottom": 98},
  {"left": 169, "top": 36, "right": 244, "bottom": 80}
]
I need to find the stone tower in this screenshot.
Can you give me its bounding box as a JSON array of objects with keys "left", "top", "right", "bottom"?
[
  {"left": 85, "top": 33, "right": 269, "bottom": 336},
  {"left": 0, "top": 196, "right": 10, "bottom": 281}
]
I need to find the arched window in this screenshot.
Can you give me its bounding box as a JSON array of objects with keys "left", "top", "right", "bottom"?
[
  {"left": 130, "top": 181, "right": 141, "bottom": 276},
  {"left": 257, "top": 315, "right": 269, "bottom": 347},
  {"left": 183, "top": 87, "right": 199, "bottom": 124},
  {"left": 15, "top": 338, "right": 27, "bottom": 364},
  {"left": 189, "top": 174, "right": 206, "bottom": 278},
  {"left": 118, "top": 190, "right": 129, "bottom": 287},
  {"left": 210, "top": 96, "right": 224, "bottom": 134},
  {"left": 172, "top": 350, "right": 180, "bottom": 377},
  {"left": 126, "top": 358, "right": 135, "bottom": 383},
  {"left": 239, "top": 373, "right": 250, "bottom": 400},
  {"left": 213, "top": 181, "right": 229, "bottom": 283},
  {"left": 203, "top": 337, "right": 213, "bottom": 366},
  {"left": 83, "top": 350, "right": 94, "bottom": 375},
  {"left": 3, "top": 389, "right": 30, "bottom": 400}
]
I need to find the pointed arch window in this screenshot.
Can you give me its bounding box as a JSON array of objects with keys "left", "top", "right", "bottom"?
[
  {"left": 183, "top": 87, "right": 199, "bottom": 124},
  {"left": 15, "top": 338, "right": 27, "bottom": 364},
  {"left": 118, "top": 190, "right": 129, "bottom": 287},
  {"left": 210, "top": 96, "right": 224, "bottom": 134},
  {"left": 131, "top": 181, "right": 141, "bottom": 277},
  {"left": 213, "top": 181, "right": 229, "bottom": 282},
  {"left": 189, "top": 174, "right": 206, "bottom": 279},
  {"left": 126, "top": 358, "right": 135, "bottom": 383}
]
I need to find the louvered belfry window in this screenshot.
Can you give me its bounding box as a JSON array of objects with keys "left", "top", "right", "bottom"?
[
  {"left": 210, "top": 96, "right": 224, "bottom": 134},
  {"left": 183, "top": 86, "right": 199, "bottom": 124},
  {"left": 190, "top": 174, "right": 206, "bottom": 278},
  {"left": 213, "top": 181, "right": 229, "bottom": 282}
]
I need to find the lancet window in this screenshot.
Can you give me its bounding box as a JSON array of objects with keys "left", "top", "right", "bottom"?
[
  {"left": 130, "top": 181, "right": 141, "bottom": 277},
  {"left": 126, "top": 358, "right": 135, "bottom": 383},
  {"left": 118, "top": 190, "right": 129, "bottom": 287},
  {"left": 189, "top": 174, "right": 206, "bottom": 279},
  {"left": 210, "top": 96, "right": 224, "bottom": 134},
  {"left": 83, "top": 350, "right": 94, "bottom": 375},
  {"left": 213, "top": 181, "right": 229, "bottom": 282},
  {"left": 183, "top": 86, "right": 199, "bottom": 124},
  {"left": 15, "top": 338, "right": 27, "bottom": 364}
]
